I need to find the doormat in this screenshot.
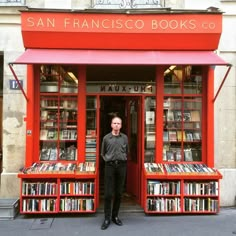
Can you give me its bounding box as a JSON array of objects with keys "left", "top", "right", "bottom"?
[{"left": 30, "top": 218, "right": 54, "bottom": 230}]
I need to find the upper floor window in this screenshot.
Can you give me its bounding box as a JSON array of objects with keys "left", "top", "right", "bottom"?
[
  {"left": 91, "top": 0, "right": 165, "bottom": 9},
  {"left": 0, "top": 0, "right": 24, "bottom": 5}
]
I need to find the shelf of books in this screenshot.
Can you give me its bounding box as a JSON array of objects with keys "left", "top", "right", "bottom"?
[
  {"left": 39, "top": 65, "right": 79, "bottom": 162},
  {"left": 39, "top": 95, "right": 78, "bottom": 161},
  {"left": 143, "top": 163, "right": 222, "bottom": 214},
  {"left": 163, "top": 97, "right": 202, "bottom": 162},
  {"left": 18, "top": 162, "right": 97, "bottom": 214},
  {"left": 163, "top": 65, "right": 203, "bottom": 162},
  {"left": 86, "top": 96, "right": 97, "bottom": 162}
]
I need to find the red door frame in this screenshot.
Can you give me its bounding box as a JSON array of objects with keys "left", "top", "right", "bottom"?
[{"left": 96, "top": 94, "right": 144, "bottom": 205}]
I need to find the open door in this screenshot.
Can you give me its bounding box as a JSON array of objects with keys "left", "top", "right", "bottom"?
[
  {"left": 99, "top": 96, "right": 142, "bottom": 206},
  {"left": 126, "top": 97, "right": 142, "bottom": 204}
]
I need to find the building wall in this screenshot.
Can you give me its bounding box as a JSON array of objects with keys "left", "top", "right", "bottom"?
[
  {"left": 0, "top": 6, "right": 26, "bottom": 198},
  {"left": 0, "top": 0, "right": 236, "bottom": 207},
  {"left": 215, "top": 1, "right": 236, "bottom": 206}
]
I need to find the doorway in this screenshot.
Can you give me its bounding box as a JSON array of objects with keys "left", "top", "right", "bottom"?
[{"left": 99, "top": 96, "right": 142, "bottom": 208}]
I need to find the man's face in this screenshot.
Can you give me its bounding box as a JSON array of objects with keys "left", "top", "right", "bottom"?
[{"left": 111, "top": 118, "right": 122, "bottom": 132}]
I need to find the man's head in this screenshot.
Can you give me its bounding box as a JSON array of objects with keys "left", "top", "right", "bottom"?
[{"left": 111, "top": 116, "right": 122, "bottom": 134}]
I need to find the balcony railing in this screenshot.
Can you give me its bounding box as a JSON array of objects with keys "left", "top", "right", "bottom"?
[
  {"left": 0, "top": 0, "right": 24, "bottom": 3},
  {"left": 92, "top": 0, "right": 165, "bottom": 9}
]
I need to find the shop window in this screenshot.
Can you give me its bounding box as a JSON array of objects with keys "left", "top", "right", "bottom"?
[
  {"left": 163, "top": 65, "right": 202, "bottom": 162},
  {"left": 85, "top": 96, "right": 97, "bottom": 162},
  {"left": 39, "top": 65, "right": 78, "bottom": 161},
  {"left": 144, "top": 96, "right": 156, "bottom": 163},
  {"left": 0, "top": 0, "right": 24, "bottom": 5},
  {"left": 0, "top": 54, "right": 3, "bottom": 95}
]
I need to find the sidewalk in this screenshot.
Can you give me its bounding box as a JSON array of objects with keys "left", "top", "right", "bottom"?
[{"left": 0, "top": 207, "right": 236, "bottom": 236}]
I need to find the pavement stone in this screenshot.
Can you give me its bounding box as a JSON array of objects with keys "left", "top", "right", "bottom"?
[{"left": 0, "top": 207, "right": 236, "bottom": 236}]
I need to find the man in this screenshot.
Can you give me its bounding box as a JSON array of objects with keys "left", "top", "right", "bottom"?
[{"left": 100, "top": 116, "right": 129, "bottom": 230}]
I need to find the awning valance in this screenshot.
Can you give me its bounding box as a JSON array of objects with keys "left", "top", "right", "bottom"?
[{"left": 11, "top": 49, "right": 230, "bottom": 66}]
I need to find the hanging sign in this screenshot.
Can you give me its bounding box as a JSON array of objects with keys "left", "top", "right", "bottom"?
[{"left": 87, "top": 82, "right": 155, "bottom": 94}]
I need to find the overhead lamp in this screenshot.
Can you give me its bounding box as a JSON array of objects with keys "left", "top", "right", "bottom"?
[
  {"left": 164, "top": 65, "right": 176, "bottom": 75},
  {"left": 67, "top": 72, "right": 78, "bottom": 84}
]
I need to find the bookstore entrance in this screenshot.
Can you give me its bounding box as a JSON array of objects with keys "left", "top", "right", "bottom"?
[{"left": 99, "top": 95, "right": 142, "bottom": 208}]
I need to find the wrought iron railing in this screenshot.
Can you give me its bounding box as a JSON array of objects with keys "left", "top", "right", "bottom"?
[
  {"left": 92, "top": 0, "right": 165, "bottom": 9},
  {"left": 0, "top": 0, "right": 23, "bottom": 3}
]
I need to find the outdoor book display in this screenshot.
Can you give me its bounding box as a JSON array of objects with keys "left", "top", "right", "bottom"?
[
  {"left": 17, "top": 65, "right": 98, "bottom": 214},
  {"left": 144, "top": 163, "right": 222, "bottom": 214},
  {"left": 18, "top": 162, "right": 96, "bottom": 213},
  {"left": 143, "top": 65, "right": 223, "bottom": 214}
]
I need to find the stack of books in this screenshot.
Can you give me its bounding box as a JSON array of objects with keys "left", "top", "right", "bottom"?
[
  {"left": 19, "top": 162, "right": 96, "bottom": 174},
  {"left": 76, "top": 162, "right": 96, "bottom": 174},
  {"left": 144, "top": 163, "right": 218, "bottom": 175},
  {"left": 144, "top": 163, "right": 165, "bottom": 174}
]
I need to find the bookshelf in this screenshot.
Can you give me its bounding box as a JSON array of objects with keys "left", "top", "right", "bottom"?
[
  {"left": 18, "top": 65, "right": 98, "bottom": 214},
  {"left": 39, "top": 95, "right": 78, "bottom": 161},
  {"left": 144, "top": 97, "right": 156, "bottom": 163},
  {"left": 163, "top": 66, "right": 202, "bottom": 162},
  {"left": 143, "top": 163, "right": 222, "bottom": 214},
  {"left": 85, "top": 96, "right": 97, "bottom": 162},
  {"left": 143, "top": 65, "right": 222, "bottom": 215},
  {"left": 18, "top": 162, "right": 96, "bottom": 214}
]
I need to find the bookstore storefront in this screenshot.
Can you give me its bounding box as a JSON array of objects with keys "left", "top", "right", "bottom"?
[{"left": 11, "top": 9, "right": 231, "bottom": 214}]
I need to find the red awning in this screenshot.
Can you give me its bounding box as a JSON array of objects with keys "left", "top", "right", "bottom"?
[
  {"left": 12, "top": 49, "right": 229, "bottom": 66},
  {"left": 9, "top": 49, "right": 231, "bottom": 102}
]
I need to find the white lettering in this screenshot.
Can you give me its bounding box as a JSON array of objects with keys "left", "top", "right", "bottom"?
[
  {"left": 135, "top": 20, "right": 144, "bottom": 29},
  {"left": 64, "top": 18, "right": 70, "bottom": 28},
  {"left": 27, "top": 17, "right": 34, "bottom": 27}
]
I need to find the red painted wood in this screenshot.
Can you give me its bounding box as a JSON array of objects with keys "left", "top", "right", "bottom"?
[{"left": 20, "top": 11, "right": 223, "bottom": 50}]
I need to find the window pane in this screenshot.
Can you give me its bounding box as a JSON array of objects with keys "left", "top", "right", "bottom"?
[{"left": 144, "top": 96, "right": 156, "bottom": 163}]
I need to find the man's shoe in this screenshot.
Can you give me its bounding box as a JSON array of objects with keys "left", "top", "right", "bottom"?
[
  {"left": 101, "top": 219, "right": 110, "bottom": 230},
  {"left": 112, "top": 217, "right": 123, "bottom": 226}
]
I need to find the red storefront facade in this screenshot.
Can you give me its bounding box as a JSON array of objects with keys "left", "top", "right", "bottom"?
[{"left": 12, "top": 9, "right": 231, "bottom": 214}]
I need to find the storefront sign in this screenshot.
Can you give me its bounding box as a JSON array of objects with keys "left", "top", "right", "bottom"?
[
  {"left": 20, "top": 11, "right": 223, "bottom": 50},
  {"left": 87, "top": 82, "right": 155, "bottom": 94},
  {"left": 23, "top": 13, "right": 220, "bottom": 33}
]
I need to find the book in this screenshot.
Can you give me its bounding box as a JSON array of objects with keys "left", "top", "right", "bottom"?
[
  {"left": 190, "top": 110, "right": 200, "bottom": 122},
  {"left": 168, "top": 131, "right": 177, "bottom": 142},
  {"left": 40, "top": 130, "right": 48, "bottom": 140},
  {"left": 163, "top": 131, "right": 169, "bottom": 142},
  {"left": 70, "top": 130, "right": 77, "bottom": 140},
  {"left": 146, "top": 133, "right": 155, "bottom": 148},
  {"left": 146, "top": 111, "right": 155, "bottom": 124},
  {"left": 166, "top": 151, "right": 175, "bottom": 162},
  {"left": 49, "top": 148, "right": 57, "bottom": 161},
  {"left": 191, "top": 149, "right": 202, "bottom": 161},
  {"left": 193, "top": 132, "right": 201, "bottom": 141},
  {"left": 61, "top": 130, "right": 69, "bottom": 140},
  {"left": 177, "top": 131, "right": 186, "bottom": 141},
  {"left": 40, "top": 148, "right": 50, "bottom": 161},
  {"left": 174, "top": 111, "right": 182, "bottom": 121},
  {"left": 183, "top": 112, "right": 191, "bottom": 121},
  {"left": 175, "top": 149, "right": 182, "bottom": 161},
  {"left": 41, "top": 111, "right": 48, "bottom": 121},
  {"left": 184, "top": 149, "right": 193, "bottom": 161},
  {"left": 185, "top": 131, "right": 193, "bottom": 141},
  {"left": 47, "top": 130, "right": 56, "bottom": 139},
  {"left": 167, "top": 110, "right": 174, "bottom": 121}
]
